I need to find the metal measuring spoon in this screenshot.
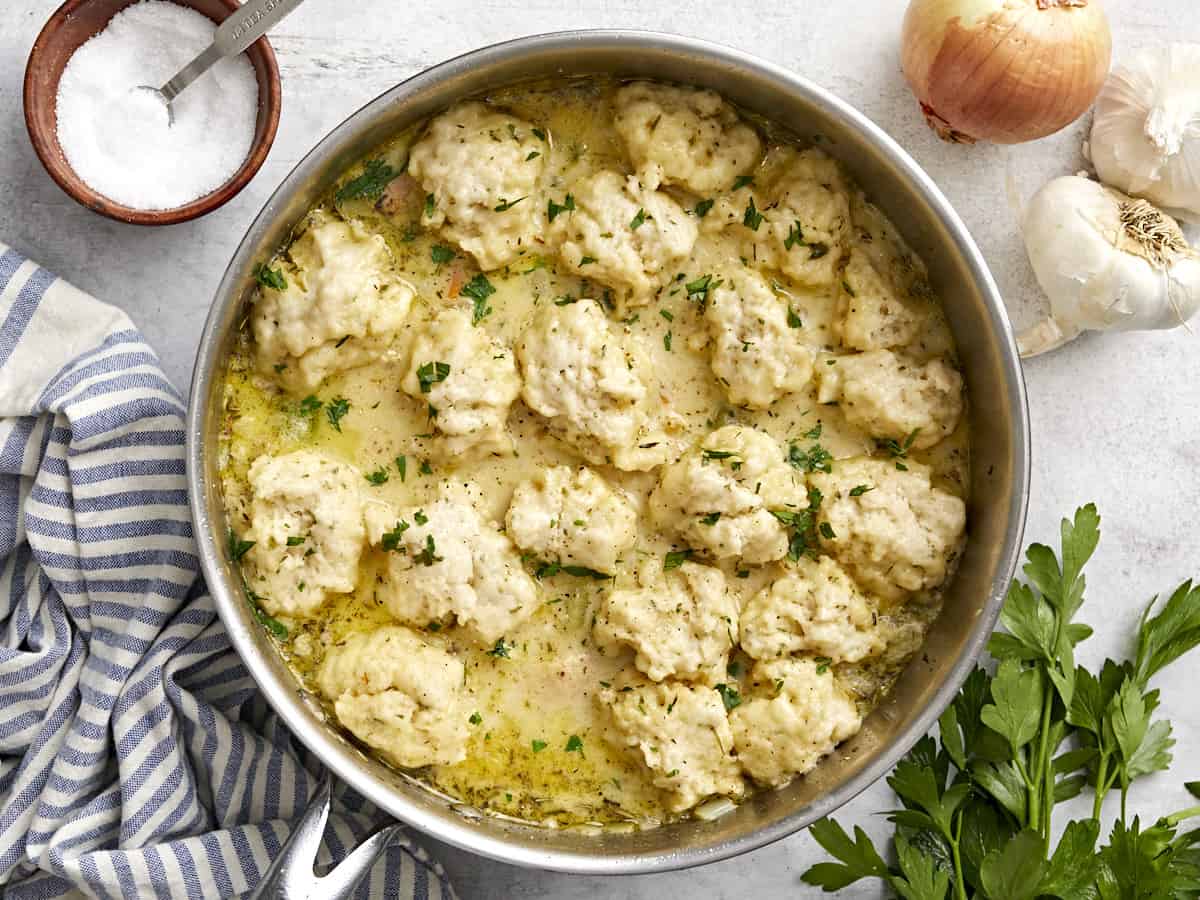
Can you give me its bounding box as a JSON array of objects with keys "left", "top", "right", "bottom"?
[{"left": 139, "top": 0, "right": 309, "bottom": 123}]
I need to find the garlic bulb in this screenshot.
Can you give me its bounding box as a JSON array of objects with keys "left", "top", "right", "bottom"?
[
  {"left": 1018, "top": 175, "right": 1200, "bottom": 357},
  {"left": 1088, "top": 43, "right": 1200, "bottom": 221}
]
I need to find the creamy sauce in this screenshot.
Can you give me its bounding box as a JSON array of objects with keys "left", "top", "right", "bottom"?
[{"left": 219, "top": 78, "right": 970, "bottom": 828}]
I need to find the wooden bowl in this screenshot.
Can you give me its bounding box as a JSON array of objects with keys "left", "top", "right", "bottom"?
[{"left": 23, "top": 0, "right": 282, "bottom": 226}]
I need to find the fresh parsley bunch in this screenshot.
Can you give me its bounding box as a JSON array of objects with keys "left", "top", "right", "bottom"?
[{"left": 803, "top": 505, "right": 1200, "bottom": 899}]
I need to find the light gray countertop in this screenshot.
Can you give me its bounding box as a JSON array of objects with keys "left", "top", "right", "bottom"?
[{"left": 3, "top": 2, "right": 1198, "bottom": 897}]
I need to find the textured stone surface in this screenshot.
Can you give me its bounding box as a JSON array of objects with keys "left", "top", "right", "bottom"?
[{"left": 2, "top": 2, "right": 1196, "bottom": 897}]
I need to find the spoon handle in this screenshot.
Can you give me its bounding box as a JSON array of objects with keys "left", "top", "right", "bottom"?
[{"left": 160, "top": 0, "right": 308, "bottom": 103}]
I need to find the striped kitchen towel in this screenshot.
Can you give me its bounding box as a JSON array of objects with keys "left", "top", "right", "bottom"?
[{"left": 0, "top": 243, "right": 456, "bottom": 900}]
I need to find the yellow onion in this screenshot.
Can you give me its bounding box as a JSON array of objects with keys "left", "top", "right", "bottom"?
[{"left": 901, "top": 0, "right": 1113, "bottom": 144}]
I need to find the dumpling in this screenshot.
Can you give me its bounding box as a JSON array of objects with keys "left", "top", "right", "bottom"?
[
  {"left": 505, "top": 465, "right": 637, "bottom": 574},
  {"left": 809, "top": 457, "right": 966, "bottom": 602},
  {"left": 816, "top": 350, "right": 963, "bottom": 449},
  {"left": 252, "top": 215, "right": 414, "bottom": 392},
  {"left": 594, "top": 561, "right": 738, "bottom": 683},
  {"left": 613, "top": 81, "right": 762, "bottom": 194},
  {"left": 369, "top": 497, "right": 539, "bottom": 646},
  {"left": 243, "top": 450, "right": 369, "bottom": 617},
  {"left": 649, "top": 425, "right": 806, "bottom": 565},
  {"left": 400, "top": 309, "right": 521, "bottom": 457},
  {"left": 318, "top": 626, "right": 469, "bottom": 768},
  {"left": 407, "top": 101, "right": 546, "bottom": 271},
  {"left": 701, "top": 268, "right": 814, "bottom": 409},
  {"left": 604, "top": 681, "right": 744, "bottom": 812},
  {"left": 547, "top": 170, "right": 697, "bottom": 311}
]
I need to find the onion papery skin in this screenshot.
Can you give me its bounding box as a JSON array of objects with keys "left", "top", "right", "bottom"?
[{"left": 901, "top": 0, "right": 1113, "bottom": 145}]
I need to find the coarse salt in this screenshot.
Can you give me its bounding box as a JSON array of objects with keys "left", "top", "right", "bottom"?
[{"left": 56, "top": 1, "right": 260, "bottom": 211}]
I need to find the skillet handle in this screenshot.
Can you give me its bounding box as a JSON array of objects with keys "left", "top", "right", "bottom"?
[{"left": 248, "top": 778, "right": 401, "bottom": 900}]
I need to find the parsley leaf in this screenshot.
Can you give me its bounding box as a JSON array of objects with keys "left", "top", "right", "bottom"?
[
  {"left": 732, "top": 174, "right": 755, "bottom": 190},
  {"left": 365, "top": 467, "right": 389, "bottom": 485},
  {"left": 714, "top": 683, "right": 742, "bottom": 711},
  {"left": 335, "top": 158, "right": 399, "bottom": 202},
  {"left": 380, "top": 520, "right": 410, "bottom": 552},
  {"left": 395, "top": 455, "right": 407, "bottom": 482},
  {"left": 228, "top": 530, "right": 255, "bottom": 561},
  {"left": 630, "top": 208, "right": 648, "bottom": 230},
  {"left": 664, "top": 549, "right": 693, "bottom": 570},
  {"left": 493, "top": 196, "right": 526, "bottom": 212},
  {"left": 743, "top": 196, "right": 765, "bottom": 230},
  {"left": 253, "top": 263, "right": 287, "bottom": 291},
  {"left": 531, "top": 739, "right": 547, "bottom": 753},
  {"left": 693, "top": 198, "right": 714, "bottom": 217},
  {"left": 431, "top": 244, "right": 455, "bottom": 264},
  {"left": 416, "top": 361, "right": 451, "bottom": 393},
  {"left": 460, "top": 273, "right": 496, "bottom": 324},
  {"left": 487, "top": 638, "right": 512, "bottom": 658},
  {"left": 547, "top": 194, "right": 575, "bottom": 222},
  {"left": 565, "top": 735, "right": 584, "bottom": 753},
  {"left": 325, "top": 397, "right": 350, "bottom": 432}
]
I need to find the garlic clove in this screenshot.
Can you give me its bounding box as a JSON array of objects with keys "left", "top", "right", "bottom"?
[{"left": 1089, "top": 43, "right": 1200, "bottom": 221}]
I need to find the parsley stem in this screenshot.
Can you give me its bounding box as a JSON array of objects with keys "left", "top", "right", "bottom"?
[
  {"left": 1165, "top": 804, "right": 1200, "bottom": 829},
  {"left": 950, "top": 813, "right": 968, "bottom": 900},
  {"left": 1034, "top": 688, "right": 1055, "bottom": 846}
]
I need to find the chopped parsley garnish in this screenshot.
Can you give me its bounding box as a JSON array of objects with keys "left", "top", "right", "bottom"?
[
  {"left": 285, "top": 535, "right": 307, "bottom": 547},
  {"left": 531, "top": 127, "right": 547, "bottom": 141},
  {"left": 534, "top": 560, "right": 610, "bottom": 580},
  {"left": 364, "top": 467, "right": 389, "bottom": 485},
  {"left": 531, "top": 739, "right": 547, "bottom": 753},
  {"left": 413, "top": 509, "right": 428, "bottom": 526},
  {"left": 414, "top": 534, "right": 442, "bottom": 566},
  {"left": 579, "top": 256, "right": 597, "bottom": 266},
  {"left": 732, "top": 174, "right": 755, "bottom": 190},
  {"left": 554, "top": 295, "right": 579, "bottom": 306},
  {"left": 380, "top": 520, "right": 410, "bottom": 552},
  {"left": 253, "top": 263, "right": 287, "bottom": 291},
  {"left": 526, "top": 150, "right": 540, "bottom": 161},
  {"left": 659, "top": 309, "right": 674, "bottom": 322},
  {"left": 493, "top": 196, "right": 526, "bottom": 212},
  {"left": 298, "top": 395, "right": 323, "bottom": 417},
  {"left": 228, "top": 531, "right": 255, "bottom": 561},
  {"left": 416, "top": 361, "right": 451, "bottom": 393},
  {"left": 784, "top": 220, "right": 804, "bottom": 250},
  {"left": 879, "top": 429, "right": 920, "bottom": 459},
  {"left": 849, "top": 484, "right": 873, "bottom": 497},
  {"left": 395, "top": 455, "right": 407, "bottom": 482},
  {"left": 335, "top": 158, "right": 399, "bottom": 202},
  {"left": 431, "top": 244, "right": 455, "bottom": 264},
  {"left": 685, "top": 274, "right": 719, "bottom": 306},
  {"left": 715, "top": 683, "right": 743, "bottom": 711},
  {"left": 788, "top": 439, "right": 832, "bottom": 473},
  {"left": 819, "top": 522, "right": 837, "bottom": 540},
  {"left": 787, "top": 307, "right": 803, "bottom": 328},
  {"left": 423, "top": 193, "right": 436, "bottom": 217},
  {"left": 842, "top": 279, "right": 856, "bottom": 297},
  {"left": 565, "top": 735, "right": 584, "bottom": 753},
  {"left": 469, "top": 711, "right": 482, "bottom": 725},
  {"left": 460, "top": 273, "right": 496, "bottom": 324},
  {"left": 325, "top": 397, "right": 350, "bottom": 432},
  {"left": 701, "top": 448, "right": 738, "bottom": 461},
  {"left": 693, "top": 198, "right": 715, "bottom": 218},
  {"left": 419, "top": 459, "right": 433, "bottom": 475},
  {"left": 630, "top": 208, "right": 649, "bottom": 230},
  {"left": 663, "top": 330, "right": 673, "bottom": 352},
  {"left": 547, "top": 194, "right": 575, "bottom": 222},
  {"left": 807, "top": 242, "right": 830, "bottom": 259},
  {"left": 743, "top": 196, "right": 765, "bottom": 230},
  {"left": 664, "top": 549, "right": 693, "bottom": 570},
  {"left": 487, "top": 638, "right": 512, "bottom": 658},
  {"left": 805, "top": 423, "right": 823, "bottom": 440},
  {"left": 700, "top": 512, "right": 722, "bottom": 526},
  {"left": 814, "top": 656, "right": 833, "bottom": 675}
]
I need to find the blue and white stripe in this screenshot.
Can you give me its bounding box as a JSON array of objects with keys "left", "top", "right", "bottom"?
[{"left": 0, "top": 244, "right": 454, "bottom": 899}]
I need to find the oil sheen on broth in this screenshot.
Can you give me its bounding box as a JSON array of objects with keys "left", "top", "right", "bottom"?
[{"left": 219, "top": 78, "right": 970, "bottom": 829}]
